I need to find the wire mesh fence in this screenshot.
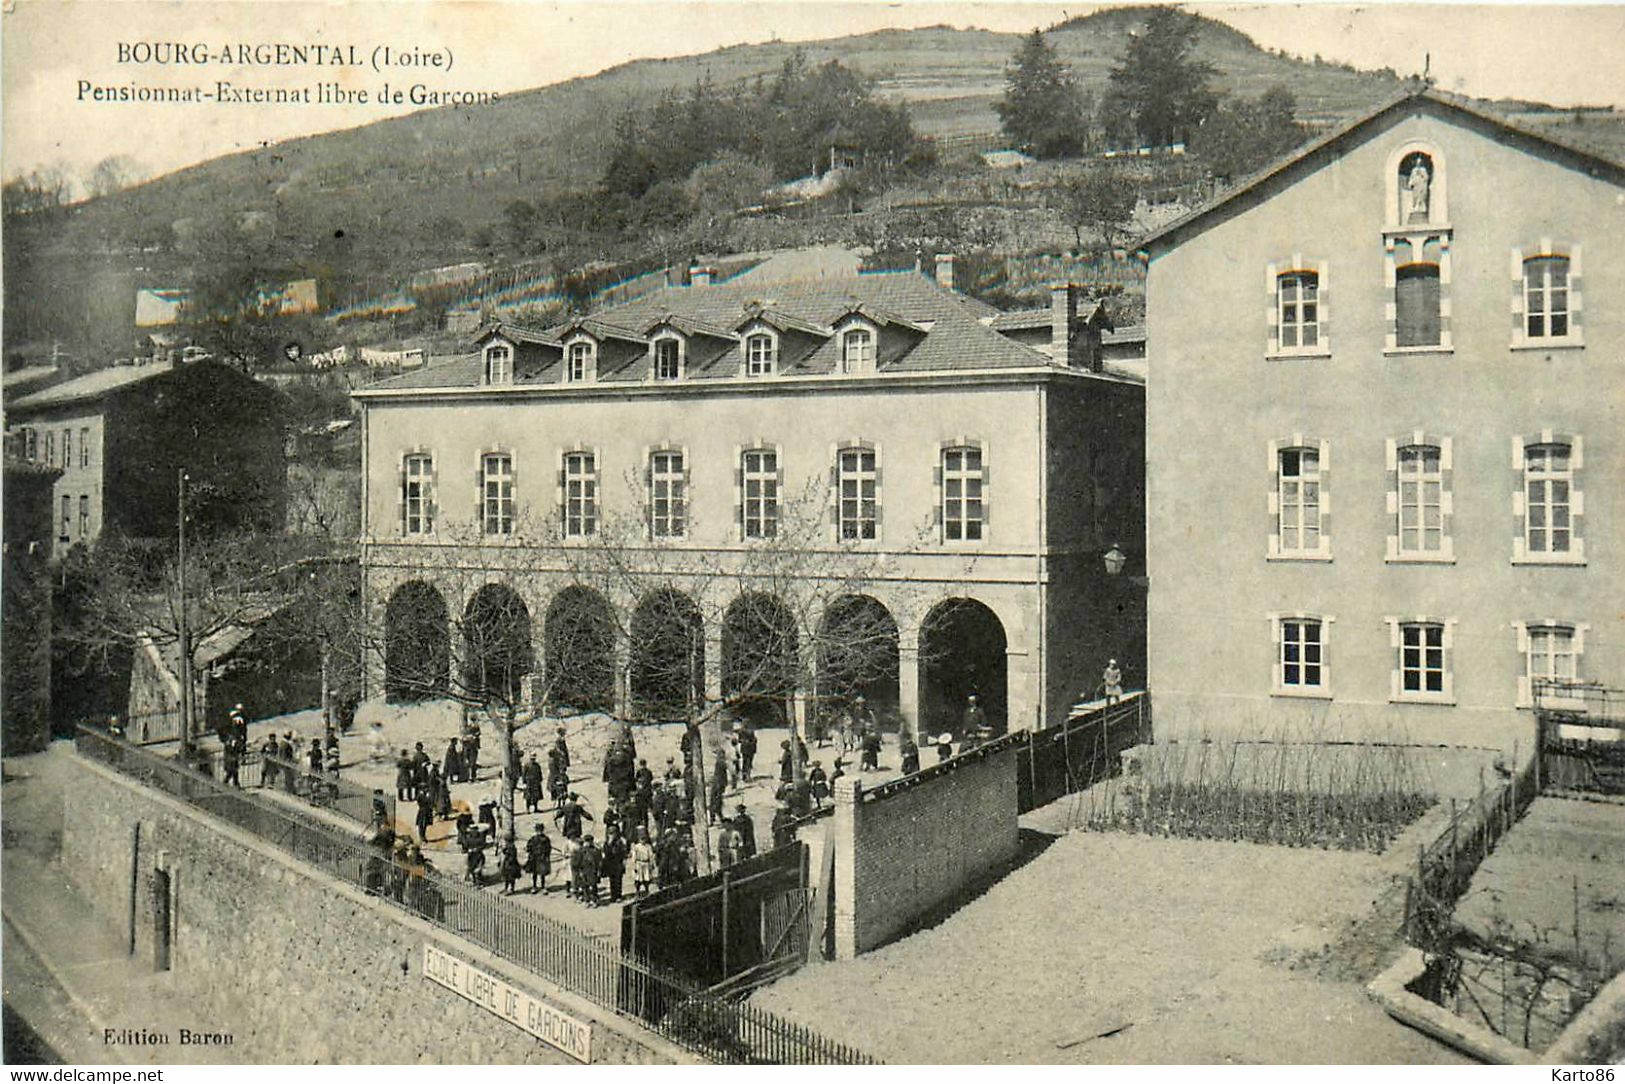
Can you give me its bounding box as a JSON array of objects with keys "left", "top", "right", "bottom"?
[{"left": 75, "top": 725, "right": 876, "bottom": 1064}]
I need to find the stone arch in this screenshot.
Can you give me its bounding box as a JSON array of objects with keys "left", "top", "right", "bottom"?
[
  {"left": 815, "top": 594, "right": 900, "bottom": 729},
  {"left": 629, "top": 588, "right": 703, "bottom": 721},
  {"left": 919, "top": 597, "right": 1008, "bottom": 736},
  {"left": 384, "top": 580, "right": 450, "bottom": 703},
  {"left": 722, "top": 592, "right": 799, "bottom": 728},
  {"left": 544, "top": 586, "right": 615, "bottom": 713},
  {"left": 461, "top": 582, "right": 532, "bottom": 706}
]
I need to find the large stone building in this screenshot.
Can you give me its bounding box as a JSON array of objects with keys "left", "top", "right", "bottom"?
[
  {"left": 1142, "top": 89, "right": 1623, "bottom": 751},
  {"left": 353, "top": 265, "right": 1144, "bottom": 736},
  {"left": 4, "top": 358, "right": 288, "bottom": 556}
]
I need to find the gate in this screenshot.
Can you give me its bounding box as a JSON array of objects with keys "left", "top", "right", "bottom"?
[
  {"left": 1016, "top": 693, "right": 1150, "bottom": 814},
  {"left": 621, "top": 843, "right": 811, "bottom": 995},
  {"left": 1536, "top": 680, "right": 1625, "bottom": 795}
]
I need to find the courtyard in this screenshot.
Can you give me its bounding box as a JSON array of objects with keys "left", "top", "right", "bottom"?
[{"left": 751, "top": 827, "right": 1469, "bottom": 1064}]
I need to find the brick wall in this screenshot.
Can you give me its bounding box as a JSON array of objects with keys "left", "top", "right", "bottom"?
[
  {"left": 830, "top": 740, "right": 1020, "bottom": 958},
  {"left": 59, "top": 752, "right": 693, "bottom": 1065}
]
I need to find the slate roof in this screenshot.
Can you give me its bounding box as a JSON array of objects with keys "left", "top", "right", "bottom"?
[
  {"left": 7, "top": 361, "right": 175, "bottom": 413},
  {"left": 362, "top": 269, "right": 1050, "bottom": 392}
]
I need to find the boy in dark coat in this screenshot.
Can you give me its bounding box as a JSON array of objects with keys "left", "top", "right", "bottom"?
[
  {"left": 524, "top": 824, "right": 552, "bottom": 893},
  {"left": 600, "top": 828, "right": 629, "bottom": 902}
]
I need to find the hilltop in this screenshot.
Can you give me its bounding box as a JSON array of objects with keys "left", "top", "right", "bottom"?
[{"left": 6, "top": 5, "right": 1619, "bottom": 358}]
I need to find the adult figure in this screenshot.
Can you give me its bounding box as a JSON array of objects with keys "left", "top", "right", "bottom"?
[
  {"left": 432, "top": 764, "right": 452, "bottom": 819},
  {"left": 262, "top": 734, "right": 283, "bottom": 789},
  {"left": 443, "top": 737, "right": 463, "bottom": 784},
  {"left": 860, "top": 727, "right": 882, "bottom": 773},
  {"left": 524, "top": 823, "right": 552, "bottom": 893},
  {"left": 900, "top": 732, "right": 920, "bottom": 776},
  {"left": 600, "top": 827, "right": 629, "bottom": 903},
  {"left": 716, "top": 822, "right": 741, "bottom": 870},
  {"left": 935, "top": 732, "right": 954, "bottom": 763},
  {"left": 522, "top": 753, "right": 544, "bottom": 814},
  {"left": 771, "top": 801, "right": 797, "bottom": 852},
  {"left": 634, "top": 758, "right": 654, "bottom": 798},
  {"left": 1103, "top": 659, "right": 1123, "bottom": 705},
  {"left": 279, "top": 732, "right": 297, "bottom": 792},
  {"left": 396, "top": 752, "right": 418, "bottom": 801},
  {"left": 415, "top": 790, "right": 435, "bottom": 844},
  {"left": 551, "top": 727, "right": 571, "bottom": 775},
  {"left": 962, "top": 694, "right": 986, "bottom": 736},
  {"left": 222, "top": 739, "right": 242, "bottom": 788},
  {"left": 708, "top": 747, "right": 728, "bottom": 821},
  {"left": 738, "top": 726, "right": 757, "bottom": 780},
  {"left": 779, "top": 740, "right": 794, "bottom": 784},
  {"left": 732, "top": 803, "right": 757, "bottom": 860},
  {"left": 548, "top": 742, "right": 571, "bottom": 807},
  {"left": 809, "top": 761, "right": 830, "bottom": 808}
]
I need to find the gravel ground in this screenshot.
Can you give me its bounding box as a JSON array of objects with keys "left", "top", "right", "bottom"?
[{"left": 752, "top": 829, "right": 1469, "bottom": 1064}]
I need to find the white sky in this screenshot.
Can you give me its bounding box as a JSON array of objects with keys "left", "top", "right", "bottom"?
[{"left": 3, "top": 1, "right": 1623, "bottom": 185}]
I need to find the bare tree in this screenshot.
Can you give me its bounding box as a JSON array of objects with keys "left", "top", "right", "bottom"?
[{"left": 84, "top": 154, "right": 148, "bottom": 199}]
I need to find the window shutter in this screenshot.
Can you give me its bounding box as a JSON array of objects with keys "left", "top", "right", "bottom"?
[
  {"left": 1316, "top": 260, "right": 1330, "bottom": 346},
  {"left": 1265, "top": 261, "right": 1279, "bottom": 354},
  {"left": 1384, "top": 438, "right": 1399, "bottom": 559},
  {"left": 932, "top": 463, "right": 943, "bottom": 526}
]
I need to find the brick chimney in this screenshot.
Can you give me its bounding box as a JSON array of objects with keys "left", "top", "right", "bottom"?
[
  {"left": 934, "top": 253, "right": 956, "bottom": 291},
  {"left": 689, "top": 265, "right": 713, "bottom": 287},
  {"left": 1050, "top": 283, "right": 1103, "bottom": 371}
]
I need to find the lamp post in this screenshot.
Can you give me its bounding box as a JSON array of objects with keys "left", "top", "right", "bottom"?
[
  {"left": 176, "top": 469, "right": 195, "bottom": 756},
  {"left": 1103, "top": 543, "right": 1127, "bottom": 577}
]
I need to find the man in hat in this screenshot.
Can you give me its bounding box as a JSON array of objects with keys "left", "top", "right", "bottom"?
[
  {"left": 1103, "top": 659, "right": 1123, "bottom": 705},
  {"left": 600, "top": 825, "right": 629, "bottom": 903},
  {"left": 221, "top": 733, "right": 242, "bottom": 788},
  {"left": 663, "top": 756, "right": 682, "bottom": 784},
  {"left": 261, "top": 732, "right": 282, "bottom": 789},
  {"left": 443, "top": 737, "right": 463, "bottom": 784},
  {"left": 551, "top": 727, "right": 571, "bottom": 774},
  {"left": 229, "top": 704, "right": 248, "bottom": 750},
  {"left": 525, "top": 823, "right": 552, "bottom": 893},
  {"left": 732, "top": 804, "right": 757, "bottom": 860},
  {"left": 548, "top": 740, "right": 571, "bottom": 807},
  {"left": 860, "top": 726, "right": 882, "bottom": 773},
  {"left": 935, "top": 732, "right": 954, "bottom": 763},
  {"left": 522, "top": 752, "right": 544, "bottom": 814},
  {"left": 415, "top": 788, "right": 435, "bottom": 844}
]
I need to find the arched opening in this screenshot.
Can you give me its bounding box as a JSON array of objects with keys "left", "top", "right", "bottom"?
[
  {"left": 545, "top": 586, "right": 615, "bottom": 713},
  {"left": 384, "top": 581, "right": 450, "bottom": 703},
  {"left": 630, "top": 588, "right": 703, "bottom": 721},
  {"left": 815, "top": 595, "right": 900, "bottom": 730},
  {"left": 919, "top": 598, "right": 1008, "bottom": 736},
  {"left": 722, "top": 593, "right": 798, "bottom": 728},
  {"left": 462, "top": 583, "right": 531, "bottom": 707}
]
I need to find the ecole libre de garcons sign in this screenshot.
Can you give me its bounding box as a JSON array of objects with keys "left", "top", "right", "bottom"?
[{"left": 422, "top": 943, "right": 593, "bottom": 1063}]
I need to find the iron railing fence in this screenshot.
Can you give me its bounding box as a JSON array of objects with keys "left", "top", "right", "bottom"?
[{"left": 75, "top": 726, "right": 876, "bottom": 1065}]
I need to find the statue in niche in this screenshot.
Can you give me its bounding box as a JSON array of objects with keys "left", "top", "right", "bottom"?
[{"left": 1404, "top": 155, "right": 1432, "bottom": 222}]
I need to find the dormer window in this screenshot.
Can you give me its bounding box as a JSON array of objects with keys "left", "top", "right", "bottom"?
[
  {"left": 484, "top": 343, "right": 513, "bottom": 384},
  {"left": 840, "top": 327, "right": 875, "bottom": 374},
  {"left": 565, "top": 340, "right": 595, "bottom": 383},
  {"left": 745, "top": 332, "right": 777, "bottom": 377},
  {"left": 652, "top": 336, "right": 682, "bottom": 381}
]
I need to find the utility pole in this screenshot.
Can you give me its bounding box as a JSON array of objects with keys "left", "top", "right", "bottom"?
[{"left": 176, "top": 469, "right": 195, "bottom": 755}]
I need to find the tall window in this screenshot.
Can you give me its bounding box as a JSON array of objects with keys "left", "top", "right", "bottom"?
[
  {"left": 563, "top": 452, "right": 597, "bottom": 538},
  {"left": 44, "top": 430, "right": 54, "bottom": 467},
  {"left": 650, "top": 451, "right": 686, "bottom": 538},
  {"left": 62, "top": 428, "right": 72, "bottom": 469},
  {"left": 484, "top": 344, "right": 512, "bottom": 384},
  {"left": 741, "top": 449, "right": 779, "bottom": 539},
  {"left": 1279, "top": 618, "right": 1324, "bottom": 691},
  {"left": 23, "top": 429, "right": 36, "bottom": 462},
  {"left": 1278, "top": 447, "right": 1321, "bottom": 553},
  {"left": 1399, "top": 623, "right": 1445, "bottom": 696},
  {"left": 653, "top": 339, "right": 681, "bottom": 381},
  {"left": 1397, "top": 444, "right": 1443, "bottom": 555},
  {"left": 79, "top": 427, "right": 90, "bottom": 468},
  {"left": 1395, "top": 256, "right": 1442, "bottom": 347},
  {"left": 1277, "top": 272, "right": 1320, "bottom": 349},
  {"left": 1527, "top": 625, "right": 1577, "bottom": 690},
  {"left": 1524, "top": 443, "right": 1572, "bottom": 555},
  {"left": 59, "top": 496, "right": 71, "bottom": 543},
  {"left": 837, "top": 446, "right": 877, "bottom": 540},
  {"left": 841, "top": 328, "right": 875, "bottom": 373},
  {"left": 745, "top": 333, "right": 776, "bottom": 377},
  {"left": 1523, "top": 256, "right": 1570, "bottom": 340},
  {"left": 566, "top": 341, "right": 593, "bottom": 383},
  {"left": 942, "top": 446, "right": 984, "bottom": 541},
  {"left": 78, "top": 496, "right": 89, "bottom": 539},
  {"left": 481, "top": 453, "right": 514, "bottom": 535},
  {"left": 403, "top": 453, "right": 434, "bottom": 535}
]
